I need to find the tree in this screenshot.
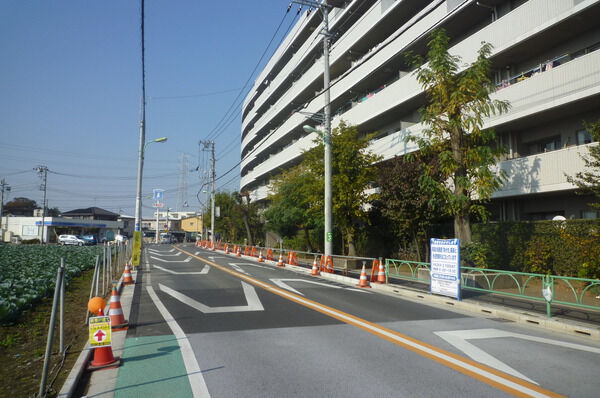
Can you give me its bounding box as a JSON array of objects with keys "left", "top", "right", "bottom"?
[
  {"left": 264, "top": 165, "right": 320, "bottom": 251},
  {"left": 408, "top": 29, "right": 510, "bottom": 245},
  {"left": 566, "top": 120, "right": 600, "bottom": 210},
  {"left": 377, "top": 153, "right": 444, "bottom": 261},
  {"left": 303, "top": 120, "right": 381, "bottom": 256},
  {"left": 3, "top": 197, "right": 38, "bottom": 216},
  {"left": 212, "top": 191, "right": 262, "bottom": 245}
]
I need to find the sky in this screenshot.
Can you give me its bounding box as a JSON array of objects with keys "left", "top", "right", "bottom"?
[{"left": 0, "top": 0, "right": 299, "bottom": 218}]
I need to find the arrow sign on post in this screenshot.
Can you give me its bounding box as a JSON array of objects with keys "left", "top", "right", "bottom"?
[{"left": 89, "top": 316, "right": 112, "bottom": 347}]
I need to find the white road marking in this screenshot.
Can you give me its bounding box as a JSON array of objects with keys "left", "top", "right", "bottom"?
[
  {"left": 435, "top": 328, "right": 600, "bottom": 385},
  {"left": 229, "top": 264, "right": 249, "bottom": 275},
  {"left": 151, "top": 255, "right": 192, "bottom": 263},
  {"left": 153, "top": 264, "right": 210, "bottom": 275},
  {"left": 159, "top": 282, "right": 264, "bottom": 313},
  {"left": 147, "top": 250, "right": 182, "bottom": 257},
  {"left": 195, "top": 251, "right": 201, "bottom": 255},
  {"left": 270, "top": 278, "right": 371, "bottom": 296},
  {"left": 229, "top": 262, "right": 271, "bottom": 270},
  {"left": 146, "top": 286, "right": 211, "bottom": 398}
]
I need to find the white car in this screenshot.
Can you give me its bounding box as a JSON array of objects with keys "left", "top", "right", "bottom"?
[{"left": 58, "top": 234, "right": 86, "bottom": 246}]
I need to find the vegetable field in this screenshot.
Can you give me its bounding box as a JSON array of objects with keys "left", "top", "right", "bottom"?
[{"left": 0, "top": 244, "right": 102, "bottom": 323}]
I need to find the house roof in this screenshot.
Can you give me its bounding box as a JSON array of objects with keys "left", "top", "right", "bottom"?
[{"left": 61, "top": 207, "right": 120, "bottom": 217}]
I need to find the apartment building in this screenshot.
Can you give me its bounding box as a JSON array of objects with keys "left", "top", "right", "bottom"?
[{"left": 240, "top": 0, "right": 600, "bottom": 221}]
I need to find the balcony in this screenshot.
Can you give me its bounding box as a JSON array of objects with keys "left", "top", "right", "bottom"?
[{"left": 494, "top": 143, "right": 595, "bottom": 198}]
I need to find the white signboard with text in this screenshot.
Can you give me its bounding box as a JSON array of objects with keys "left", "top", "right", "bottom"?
[{"left": 430, "top": 238, "right": 461, "bottom": 300}]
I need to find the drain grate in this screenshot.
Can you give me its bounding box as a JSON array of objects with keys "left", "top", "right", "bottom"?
[{"left": 488, "top": 317, "right": 514, "bottom": 323}]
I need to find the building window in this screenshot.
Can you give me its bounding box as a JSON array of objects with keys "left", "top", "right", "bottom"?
[
  {"left": 527, "top": 136, "right": 561, "bottom": 155},
  {"left": 581, "top": 210, "right": 599, "bottom": 219},
  {"left": 576, "top": 129, "right": 592, "bottom": 145}
]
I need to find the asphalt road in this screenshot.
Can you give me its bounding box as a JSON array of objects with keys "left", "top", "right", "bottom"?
[{"left": 125, "top": 244, "right": 600, "bottom": 398}]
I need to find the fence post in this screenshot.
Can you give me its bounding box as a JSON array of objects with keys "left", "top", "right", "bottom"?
[
  {"left": 87, "top": 255, "right": 100, "bottom": 325},
  {"left": 59, "top": 258, "right": 65, "bottom": 354},
  {"left": 38, "top": 263, "right": 64, "bottom": 398}
]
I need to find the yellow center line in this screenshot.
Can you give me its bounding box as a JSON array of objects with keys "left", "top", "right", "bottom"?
[{"left": 176, "top": 247, "right": 564, "bottom": 398}]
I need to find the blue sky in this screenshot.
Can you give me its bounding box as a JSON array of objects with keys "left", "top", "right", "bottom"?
[{"left": 0, "top": 0, "right": 297, "bottom": 217}]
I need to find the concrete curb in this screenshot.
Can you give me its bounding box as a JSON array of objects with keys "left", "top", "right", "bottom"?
[
  {"left": 57, "top": 271, "right": 132, "bottom": 398},
  {"left": 225, "top": 250, "right": 600, "bottom": 341}
]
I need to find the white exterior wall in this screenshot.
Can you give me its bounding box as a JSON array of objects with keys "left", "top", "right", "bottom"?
[{"left": 241, "top": 0, "right": 600, "bottom": 214}]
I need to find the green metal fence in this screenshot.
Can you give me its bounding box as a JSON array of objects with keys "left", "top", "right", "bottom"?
[{"left": 385, "top": 259, "right": 600, "bottom": 315}]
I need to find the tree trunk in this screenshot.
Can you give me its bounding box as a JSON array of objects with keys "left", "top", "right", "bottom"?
[
  {"left": 303, "top": 227, "right": 313, "bottom": 252},
  {"left": 346, "top": 227, "right": 357, "bottom": 257},
  {"left": 243, "top": 214, "right": 253, "bottom": 245},
  {"left": 454, "top": 211, "right": 472, "bottom": 245}
]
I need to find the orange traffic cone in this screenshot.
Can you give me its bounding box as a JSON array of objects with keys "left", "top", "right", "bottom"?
[
  {"left": 311, "top": 257, "right": 320, "bottom": 276},
  {"left": 225, "top": 244, "right": 230, "bottom": 254},
  {"left": 122, "top": 263, "right": 134, "bottom": 285},
  {"left": 236, "top": 246, "right": 241, "bottom": 257},
  {"left": 376, "top": 261, "right": 386, "bottom": 284},
  {"left": 356, "top": 264, "right": 371, "bottom": 288},
  {"left": 277, "top": 253, "right": 284, "bottom": 267},
  {"left": 258, "top": 250, "right": 264, "bottom": 262},
  {"left": 109, "top": 286, "right": 128, "bottom": 330},
  {"left": 88, "top": 308, "right": 121, "bottom": 371}
]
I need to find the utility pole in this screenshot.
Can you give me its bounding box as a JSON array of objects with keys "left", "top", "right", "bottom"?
[
  {"left": 34, "top": 165, "right": 48, "bottom": 244},
  {"left": 0, "top": 179, "right": 11, "bottom": 236},
  {"left": 292, "top": 0, "right": 338, "bottom": 257},
  {"left": 199, "top": 140, "right": 216, "bottom": 244}
]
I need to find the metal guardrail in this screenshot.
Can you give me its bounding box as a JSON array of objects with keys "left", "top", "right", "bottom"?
[{"left": 385, "top": 259, "right": 600, "bottom": 314}]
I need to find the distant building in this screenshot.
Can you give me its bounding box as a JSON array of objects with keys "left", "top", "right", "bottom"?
[
  {"left": 181, "top": 215, "right": 203, "bottom": 239},
  {"left": 2, "top": 206, "right": 123, "bottom": 243}
]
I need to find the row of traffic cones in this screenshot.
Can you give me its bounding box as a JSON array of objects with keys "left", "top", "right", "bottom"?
[{"left": 87, "top": 261, "right": 135, "bottom": 371}]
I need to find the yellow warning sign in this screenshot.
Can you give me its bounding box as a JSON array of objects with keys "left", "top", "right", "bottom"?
[{"left": 89, "top": 316, "right": 112, "bottom": 347}]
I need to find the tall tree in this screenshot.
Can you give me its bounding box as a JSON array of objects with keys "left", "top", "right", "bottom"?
[
  {"left": 566, "top": 120, "right": 600, "bottom": 210},
  {"left": 409, "top": 29, "right": 510, "bottom": 245},
  {"left": 303, "top": 120, "right": 381, "bottom": 256},
  {"left": 377, "top": 153, "right": 444, "bottom": 261},
  {"left": 264, "top": 165, "right": 320, "bottom": 251}
]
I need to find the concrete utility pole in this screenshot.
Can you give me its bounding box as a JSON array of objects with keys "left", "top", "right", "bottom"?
[
  {"left": 200, "top": 140, "right": 216, "bottom": 244},
  {"left": 34, "top": 165, "right": 48, "bottom": 243},
  {"left": 292, "top": 0, "right": 339, "bottom": 258},
  {"left": 0, "top": 179, "right": 10, "bottom": 236}
]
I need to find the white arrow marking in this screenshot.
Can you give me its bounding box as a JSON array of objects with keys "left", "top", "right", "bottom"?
[
  {"left": 229, "top": 262, "right": 271, "bottom": 270},
  {"left": 151, "top": 256, "right": 191, "bottom": 263},
  {"left": 229, "top": 264, "right": 249, "bottom": 275},
  {"left": 270, "top": 278, "right": 371, "bottom": 296},
  {"left": 153, "top": 264, "right": 210, "bottom": 275},
  {"left": 435, "top": 328, "right": 600, "bottom": 385},
  {"left": 159, "top": 282, "right": 264, "bottom": 313},
  {"left": 148, "top": 250, "right": 182, "bottom": 257},
  {"left": 195, "top": 251, "right": 201, "bottom": 255}
]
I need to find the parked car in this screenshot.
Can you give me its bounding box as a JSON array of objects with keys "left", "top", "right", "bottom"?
[
  {"left": 80, "top": 235, "right": 97, "bottom": 245},
  {"left": 58, "top": 234, "right": 86, "bottom": 246}
]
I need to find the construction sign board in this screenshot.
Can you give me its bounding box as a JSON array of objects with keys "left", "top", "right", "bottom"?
[
  {"left": 430, "top": 238, "right": 461, "bottom": 300},
  {"left": 89, "top": 316, "right": 112, "bottom": 347}
]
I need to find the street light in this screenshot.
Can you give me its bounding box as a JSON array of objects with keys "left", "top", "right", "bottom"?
[
  {"left": 303, "top": 124, "right": 332, "bottom": 258},
  {"left": 134, "top": 136, "right": 168, "bottom": 263}
]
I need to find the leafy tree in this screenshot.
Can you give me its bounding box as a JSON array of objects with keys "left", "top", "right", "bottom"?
[
  {"left": 377, "top": 153, "right": 444, "bottom": 261},
  {"left": 264, "top": 165, "right": 320, "bottom": 251},
  {"left": 303, "top": 120, "right": 381, "bottom": 256},
  {"left": 566, "top": 120, "right": 600, "bottom": 210},
  {"left": 3, "top": 197, "right": 38, "bottom": 216},
  {"left": 408, "top": 29, "right": 510, "bottom": 245},
  {"left": 212, "top": 191, "right": 263, "bottom": 245}
]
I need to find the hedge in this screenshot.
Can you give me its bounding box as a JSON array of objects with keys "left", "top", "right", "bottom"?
[{"left": 471, "top": 219, "right": 600, "bottom": 278}]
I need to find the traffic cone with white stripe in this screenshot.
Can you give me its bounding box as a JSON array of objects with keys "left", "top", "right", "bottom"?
[
  {"left": 109, "top": 286, "right": 128, "bottom": 330},
  {"left": 376, "top": 260, "right": 386, "bottom": 284},
  {"left": 88, "top": 308, "right": 121, "bottom": 371},
  {"left": 311, "top": 256, "right": 320, "bottom": 276},
  {"left": 122, "top": 263, "right": 134, "bottom": 285},
  {"left": 277, "top": 253, "right": 284, "bottom": 267},
  {"left": 356, "top": 263, "right": 371, "bottom": 288},
  {"left": 258, "top": 250, "right": 264, "bottom": 263},
  {"left": 236, "top": 246, "right": 241, "bottom": 257}
]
